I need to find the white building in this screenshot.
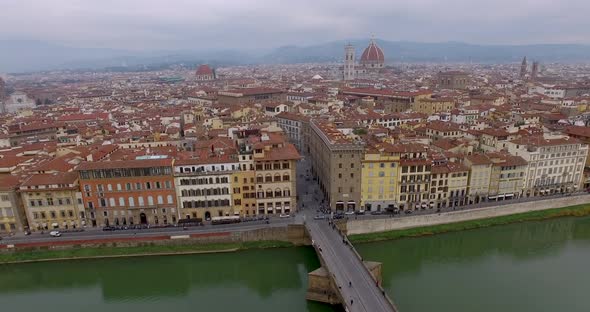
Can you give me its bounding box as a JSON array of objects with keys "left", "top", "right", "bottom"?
[
  {"left": 506, "top": 136, "right": 588, "bottom": 195},
  {"left": 174, "top": 157, "right": 240, "bottom": 220}
]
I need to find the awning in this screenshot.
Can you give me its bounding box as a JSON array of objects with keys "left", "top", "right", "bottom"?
[
  {"left": 347, "top": 200, "right": 355, "bottom": 204},
  {"left": 505, "top": 193, "right": 514, "bottom": 197},
  {"left": 488, "top": 196, "right": 497, "bottom": 200},
  {"left": 267, "top": 207, "right": 273, "bottom": 211},
  {"left": 233, "top": 212, "right": 240, "bottom": 216},
  {"left": 51, "top": 223, "right": 59, "bottom": 227}
]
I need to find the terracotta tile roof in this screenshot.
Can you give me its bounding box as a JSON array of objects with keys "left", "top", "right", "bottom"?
[
  {"left": 0, "top": 175, "right": 21, "bottom": 190},
  {"left": 21, "top": 172, "right": 78, "bottom": 186},
  {"left": 77, "top": 158, "right": 173, "bottom": 170},
  {"left": 259, "top": 143, "right": 301, "bottom": 161}
]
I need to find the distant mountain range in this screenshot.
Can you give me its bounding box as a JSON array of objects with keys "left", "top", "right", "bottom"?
[{"left": 1, "top": 39, "right": 590, "bottom": 73}]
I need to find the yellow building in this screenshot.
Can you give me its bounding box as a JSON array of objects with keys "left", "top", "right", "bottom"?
[
  {"left": 360, "top": 143, "right": 400, "bottom": 212},
  {"left": 20, "top": 172, "right": 84, "bottom": 231},
  {"left": 464, "top": 154, "right": 493, "bottom": 204},
  {"left": 0, "top": 175, "right": 27, "bottom": 233},
  {"left": 412, "top": 97, "right": 456, "bottom": 115},
  {"left": 236, "top": 153, "right": 257, "bottom": 216}
]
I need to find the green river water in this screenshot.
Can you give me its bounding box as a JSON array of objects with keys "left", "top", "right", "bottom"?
[{"left": 1, "top": 216, "right": 589, "bottom": 312}]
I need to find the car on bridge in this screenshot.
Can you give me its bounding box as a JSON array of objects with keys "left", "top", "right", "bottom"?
[{"left": 49, "top": 230, "right": 62, "bottom": 237}]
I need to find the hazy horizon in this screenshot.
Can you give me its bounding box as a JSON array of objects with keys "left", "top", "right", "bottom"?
[{"left": 1, "top": 0, "right": 590, "bottom": 51}]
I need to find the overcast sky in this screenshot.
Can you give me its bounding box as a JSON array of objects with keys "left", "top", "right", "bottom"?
[{"left": 1, "top": 0, "right": 589, "bottom": 50}]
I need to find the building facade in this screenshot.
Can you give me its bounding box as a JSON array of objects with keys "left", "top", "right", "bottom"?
[
  {"left": 20, "top": 172, "right": 83, "bottom": 231},
  {"left": 78, "top": 158, "right": 177, "bottom": 227},
  {"left": 0, "top": 176, "right": 27, "bottom": 233},
  {"left": 507, "top": 137, "right": 588, "bottom": 196},
  {"left": 310, "top": 121, "right": 363, "bottom": 211},
  {"left": 174, "top": 156, "right": 240, "bottom": 220}
]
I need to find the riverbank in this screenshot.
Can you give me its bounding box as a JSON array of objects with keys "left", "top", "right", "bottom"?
[
  {"left": 349, "top": 203, "right": 590, "bottom": 243},
  {"left": 0, "top": 240, "right": 293, "bottom": 264}
]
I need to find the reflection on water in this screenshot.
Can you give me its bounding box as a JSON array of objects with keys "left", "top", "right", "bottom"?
[
  {"left": 357, "top": 216, "right": 590, "bottom": 312},
  {"left": 0, "top": 247, "right": 336, "bottom": 312}
]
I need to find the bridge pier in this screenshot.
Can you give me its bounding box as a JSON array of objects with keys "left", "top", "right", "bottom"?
[{"left": 306, "top": 261, "right": 383, "bottom": 305}]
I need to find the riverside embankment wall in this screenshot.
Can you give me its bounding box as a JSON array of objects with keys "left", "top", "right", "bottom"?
[
  {"left": 0, "top": 224, "right": 311, "bottom": 252},
  {"left": 347, "top": 195, "right": 590, "bottom": 235}
]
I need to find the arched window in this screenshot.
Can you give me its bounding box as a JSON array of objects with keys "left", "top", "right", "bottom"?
[
  {"left": 265, "top": 174, "right": 272, "bottom": 183},
  {"left": 119, "top": 197, "right": 125, "bottom": 207},
  {"left": 283, "top": 174, "right": 290, "bottom": 181},
  {"left": 138, "top": 196, "right": 144, "bottom": 206},
  {"left": 147, "top": 196, "right": 154, "bottom": 206},
  {"left": 167, "top": 195, "right": 173, "bottom": 204},
  {"left": 128, "top": 197, "right": 135, "bottom": 207},
  {"left": 275, "top": 188, "right": 282, "bottom": 197},
  {"left": 257, "top": 175, "right": 264, "bottom": 183},
  {"left": 107, "top": 184, "right": 113, "bottom": 191},
  {"left": 274, "top": 174, "right": 281, "bottom": 182},
  {"left": 157, "top": 195, "right": 164, "bottom": 205},
  {"left": 283, "top": 189, "right": 291, "bottom": 197},
  {"left": 266, "top": 189, "right": 273, "bottom": 198},
  {"left": 109, "top": 198, "right": 115, "bottom": 207},
  {"left": 216, "top": 177, "right": 220, "bottom": 184}
]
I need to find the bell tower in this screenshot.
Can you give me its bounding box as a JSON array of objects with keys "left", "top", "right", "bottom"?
[{"left": 343, "top": 43, "right": 355, "bottom": 81}]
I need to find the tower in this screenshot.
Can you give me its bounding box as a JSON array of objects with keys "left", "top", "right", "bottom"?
[
  {"left": 531, "top": 61, "right": 539, "bottom": 81},
  {"left": 520, "top": 56, "right": 527, "bottom": 78},
  {"left": 343, "top": 43, "right": 356, "bottom": 81},
  {"left": 0, "top": 77, "right": 5, "bottom": 99},
  {"left": 0, "top": 77, "right": 5, "bottom": 113}
]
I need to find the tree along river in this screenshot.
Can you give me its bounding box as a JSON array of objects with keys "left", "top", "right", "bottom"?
[{"left": 1, "top": 216, "right": 589, "bottom": 312}]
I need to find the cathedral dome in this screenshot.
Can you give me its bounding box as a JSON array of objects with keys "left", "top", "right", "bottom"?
[
  {"left": 195, "top": 64, "right": 214, "bottom": 76},
  {"left": 359, "top": 39, "right": 384, "bottom": 65}
]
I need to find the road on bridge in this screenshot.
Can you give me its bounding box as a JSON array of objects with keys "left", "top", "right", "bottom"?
[{"left": 307, "top": 220, "right": 397, "bottom": 312}]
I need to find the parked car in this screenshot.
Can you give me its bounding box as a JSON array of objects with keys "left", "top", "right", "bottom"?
[
  {"left": 102, "top": 226, "right": 116, "bottom": 231},
  {"left": 404, "top": 210, "right": 413, "bottom": 214},
  {"left": 370, "top": 211, "right": 383, "bottom": 215},
  {"left": 355, "top": 210, "right": 366, "bottom": 215},
  {"left": 344, "top": 210, "right": 355, "bottom": 215},
  {"left": 279, "top": 213, "right": 291, "bottom": 218},
  {"left": 313, "top": 215, "right": 326, "bottom": 220},
  {"left": 49, "top": 230, "right": 62, "bottom": 237}
]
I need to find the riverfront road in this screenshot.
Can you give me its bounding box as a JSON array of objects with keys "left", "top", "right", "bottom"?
[
  {"left": 308, "top": 220, "right": 397, "bottom": 312},
  {"left": 0, "top": 218, "right": 295, "bottom": 245}
]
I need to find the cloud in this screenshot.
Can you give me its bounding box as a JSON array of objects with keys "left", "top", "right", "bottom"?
[{"left": 0, "top": 0, "right": 589, "bottom": 50}]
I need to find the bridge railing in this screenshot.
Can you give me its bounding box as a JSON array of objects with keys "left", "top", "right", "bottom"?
[{"left": 340, "top": 228, "right": 399, "bottom": 312}]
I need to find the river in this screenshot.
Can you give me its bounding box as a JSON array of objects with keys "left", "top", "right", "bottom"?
[
  {"left": 1, "top": 216, "right": 589, "bottom": 312},
  {"left": 0, "top": 247, "right": 336, "bottom": 312},
  {"left": 357, "top": 216, "right": 590, "bottom": 312}
]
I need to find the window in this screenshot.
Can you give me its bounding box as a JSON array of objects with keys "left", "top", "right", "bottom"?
[
  {"left": 119, "top": 197, "right": 125, "bottom": 207},
  {"left": 109, "top": 198, "right": 116, "bottom": 207},
  {"left": 138, "top": 197, "right": 144, "bottom": 206},
  {"left": 148, "top": 196, "right": 154, "bottom": 206},
  {"left": 146, "top": 182, "right": 152, "bottom": 190},
  {"left": 0, "top": 195, "right": 9, "bottom": 202},
  {"left": 128, "top": 197, "right": 135, "bottom": 207},
  {"left": 157, "top": 195, "right": 164, "bottom": 205},
  {"left": 156, "top": 182, "right": 161, "bottom": 189},
  {"left": 126, "top": 183, "right": 132, "bottom": 191},
  {"left": 117, "top": 184, "right": 122, "bottom": 191},
  {"left": 167, "top": 195, "right": 173, "bottom": 204},
  {"left": 339, "top": 163, "right": 343, "bottom": 169}
]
